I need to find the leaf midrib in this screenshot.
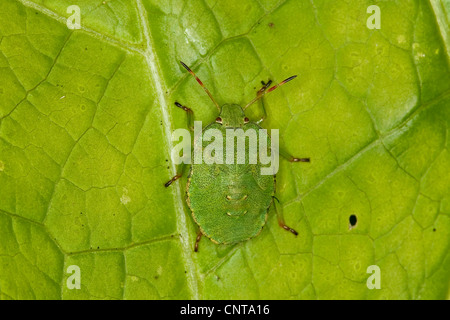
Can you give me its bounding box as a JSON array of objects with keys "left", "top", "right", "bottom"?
[{"left": 135, "top": 0, "right": 200, "bottom": 300}]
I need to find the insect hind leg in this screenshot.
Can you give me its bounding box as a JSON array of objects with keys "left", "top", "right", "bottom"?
[
  {"left": 194, "top": 230, "right": 202, "bottom": 252},
  {"left": 273, "top": 196, "right": 298, "bottom": 236}
]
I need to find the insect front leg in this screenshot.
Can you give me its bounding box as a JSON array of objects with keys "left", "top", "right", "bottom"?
[
  {"left": 279, "top": 147, "right": 310, "bottom": 163},
  {"left": 256, "top": 80, "right": 271, "bottom": 124},
  {"left": 164, "top": 163, "right": 188, "bottom": 187},
  {"left": 272, "top": 196, "right": 298, "bottom": 236},
  {"left": 174, "top": 102, "right": 195, "bottom": 131}
]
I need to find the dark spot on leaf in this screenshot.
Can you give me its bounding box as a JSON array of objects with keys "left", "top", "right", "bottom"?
[
  {"left": 349, "top": 214, "right": 357, "bottom": 228},
  {"left": 433, "top": 228, "right": 436, "bottom": 232},
  {"left": 154, "top": 275, "right": 159, "bottom": 279},
  {"left": 268, "top": 22, "right": 274, "bottom": 28}
]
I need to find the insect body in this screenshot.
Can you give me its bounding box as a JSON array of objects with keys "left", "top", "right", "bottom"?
[
  {"left": 165, "top": 61, "right": 310, "bottom": 251},
  {"left": 187, "top": 117, "right": 273, "bottom": 245}
]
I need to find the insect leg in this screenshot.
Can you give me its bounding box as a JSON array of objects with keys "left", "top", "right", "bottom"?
[
  {"left": 174, "top": 102, "right": 195, "bottom": 132},
  {"left": 194, "top": 230, "right": 202, "bottom": 252},
  {"left": 179, "top": 61, "right": 221, "bottom": 112},
  {"left": 164, "top": 163, "right": 188, "bottom": 187},
  {"left": 256, "top": 80, "right": 271, "bottom": 124},
  {"left": 279, "top": 147, "right": 310, "bottom": 163},
  {"left": 272, "top": 196, "right": 298, "bottom": 236}
]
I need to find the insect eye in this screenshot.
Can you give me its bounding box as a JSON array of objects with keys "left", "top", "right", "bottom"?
[
  {"left": 216, "top": 117, "right": 223, "bottom": 123},
  {"left": 244, "top": 117, "right": 249, "bottom": 123}
]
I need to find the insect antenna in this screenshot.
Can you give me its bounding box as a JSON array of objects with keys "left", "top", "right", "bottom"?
[
  {"left": 243, "top": 75, "right": 297, "bottom": 110},
  {"left": 180, "top": 61, "right": 221, "bottom": 112}
]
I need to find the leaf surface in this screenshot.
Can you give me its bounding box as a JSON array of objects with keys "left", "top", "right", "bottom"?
[{"left": 0, "top": 0, "right": 449, "bottom": 299}]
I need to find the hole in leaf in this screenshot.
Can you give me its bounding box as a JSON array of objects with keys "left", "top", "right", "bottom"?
[{"left": 349, "top": 214, "right": 357, "bottom": 229}]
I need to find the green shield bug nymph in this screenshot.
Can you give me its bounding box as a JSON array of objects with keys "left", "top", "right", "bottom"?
[{"left": 165, "top": 61, "right": 310, "bottom": 252}]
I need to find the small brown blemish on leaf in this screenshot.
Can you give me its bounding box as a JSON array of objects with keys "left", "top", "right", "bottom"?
[{"left": 268, "top": 22, "right": 274, "bottom": 28}]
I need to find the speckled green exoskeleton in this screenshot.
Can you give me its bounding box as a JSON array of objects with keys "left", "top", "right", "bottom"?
[{"left": 165, "top": 61, "right": 310, "bottom": 252}]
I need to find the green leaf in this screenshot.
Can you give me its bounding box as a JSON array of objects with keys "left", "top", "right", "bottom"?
[{"left": 0, "top": 0, "right": 449, "bottom": 300}]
